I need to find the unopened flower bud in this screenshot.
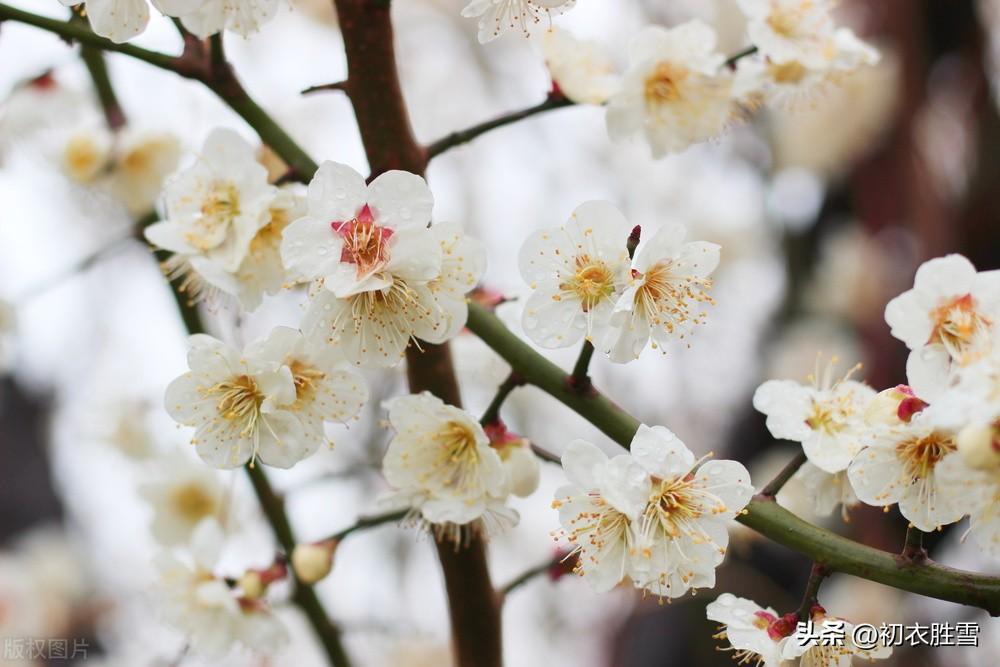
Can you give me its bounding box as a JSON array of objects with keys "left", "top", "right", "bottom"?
[
  {"left": 485, "top": 421, "right": 541, "bottom": 497},
  {"left": 238, "top": 571, "right": 265, "bottom": 599},
  {"left": 291, "top": 541, "right": 336, "bottom": 584},
  {"left": 865, "top": 385, "right": 927, "bottom": 426},
  {"left": 957, "top": 423, "right": 1000, "bottom": 471}
]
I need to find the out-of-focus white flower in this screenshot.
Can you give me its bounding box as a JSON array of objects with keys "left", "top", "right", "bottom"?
[
  {"left": 184, "top": 188, "right": 305, "bottom": 310},
  {"left": 753, "top": 359, "right": 874, "bottom": 473},
  {"left": 734, "top": 28, "right": 880, "bottom": 110},
  {"left": 780, "top": 608, "right": 892, "bottom": 665},
  {"left": 139, "top": 457, "right": 224, "bottom": 546},
  {"left": 629, "top": 425, "right": 753, "bottom": 598},
  {"left": 607, "top": 22, "right": 734, "bottom": 157},
  {"left": 519, "top": 201, "right": 631, "bottom": 349},
  {"left": 541, "top": 29, "right": 621, "bottom": 105},
  {"left": 106, "top": 131, "right": 182, "bottom": 216},
  {"left": 847, "top": 414, "right": 962, "bottom": 531},
  {"left": 146, "top": 128, "right": 277, "bottom": 302},
  {"left": 706, "top": 593, "right": 788, "bottom": 667},
  {"left": 58, "top": 0, "right": 200, "bottom": 44},
  {"left": 164, "top": 334, "right": 302, "bottom": 469},
  {"left": 602, "top": 223, "right": 719, "bottom": 362},
  {"left": 484, "top": 422, "right": 540, "bottom": 497},
  {"left": 60, "top": 126, "right": 113, "bottom": 185},
  {"left": 244, "top": 326, "right": 368, "bottom": 446},
  {"left": 380, "top": 393, "right": 516, "bottom": 537},
  {"left": 281, "top": 162, "right": 439, "bottom": 297},
  {"left": 793, "top": 462, "right": 859, "bottom": 521},
  {"left": 176, "top": 0, "right": 279, "bottom": 38},
  {"left": 98, "top": 399, "right": 158, "bottom": 460},
  {"left": 155, "top": 519, "right": 287, "bottom": 658},
  {"left": 462, "top": 0, "right": 576, "bottom": 44},
  {"left": 936, "top": 451, "right": 1000, "bottom": 557},
  {"left": 885, "top": 254, "right": 1000, "bottom": 401},
  {"left": 737, "top": 0, "right": 837, "bottom": 68},
  {"left": 0, "top": 298, "right": 15, "bottom": 370},
  {"left": 552, "top": 439, "right": 648, "bottom": 592},
  {"left": 0, "top": 74, "right": 91, "bottom": 158}
]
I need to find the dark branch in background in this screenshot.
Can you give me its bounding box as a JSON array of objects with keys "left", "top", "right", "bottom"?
[
  {"left": 795, "top": 563, "right": 829, "bottom": 621},
  {"left": 71, "top": 10, "right": 126, "bottom": 130},
  {"left": 425, "top": 92, "right": 573, "bottom": 161},
  {"left": 331, "top": 1, "right": 501, "bottom": 665}
]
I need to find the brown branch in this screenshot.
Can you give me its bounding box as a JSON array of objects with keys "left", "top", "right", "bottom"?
[{"left": 331, "top": 1, "right": 501, "bottom": 665}]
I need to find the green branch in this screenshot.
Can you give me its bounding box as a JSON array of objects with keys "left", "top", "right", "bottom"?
[{"left": 465, "top": 302, "right": 1000, "bottom": 615}]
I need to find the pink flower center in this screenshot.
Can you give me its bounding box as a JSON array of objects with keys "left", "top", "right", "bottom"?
[
  {"left": 753, "top": 611, "right": 799, "bottom": 641},
  {"left": 332, "top": 205, "right": 394, "bottom": 278},
  {"left": 893, "top": 385, "right": 928, "bottom": 422}
]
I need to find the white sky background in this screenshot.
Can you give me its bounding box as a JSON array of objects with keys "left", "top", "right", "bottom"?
[{"left": 11, "top": 1, "right": 994, "bottom": 666}]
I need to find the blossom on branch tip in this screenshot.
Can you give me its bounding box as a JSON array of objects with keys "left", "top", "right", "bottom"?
[
  {"left": 753, "top": 358, "right": 874, "bottom": 474},
  {"left": 380, "top": 393, "right": 518, "bottom": 540},
  {"left": 59, "top": 0, "right": 201, "bottom": 43},
  {"left": 606, "top": 21, "right": 735, "bottom": 157},
  {"left": 706, "top": 593, "right": 786, "bottom": 667},
  {"left": 462, "top": 0, "right": 576, "bottom": 44},
  {"left": 155, "top": 518, "right": 287, "bottom": 658},
  {"left": 176, "top": 0, "right": 280, "bottom": 38},
  {"left": 602, "top": 223, "right": 720, "bottom": 362},
  {"left": 519, "top": 201, "right": 631, "bottom": 350}
]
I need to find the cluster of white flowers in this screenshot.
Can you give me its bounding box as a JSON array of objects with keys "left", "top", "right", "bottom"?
[
  {"left": 61, "top": 0, "right": 278, "bottom": 44},
  {"left": 519, "top": 200, "right": 719, "bottom": 362},
  {"left": 282, "top": 161, "right": 486, "bottom": 367},
  {"left": 164, "top": 328, "right": 367, "bottom": 469},
  {"left": 553, "top": 425, "right": 753, "bottom": 597},
  {"left": 706, "top": 593, "right": 891, "bottom": 667},
  {"left": 468, "top": 3, "right": 879, "bottom": 159},
  {"left": 379, "top": 393, "right": 540, "bottom": 539},
  {"left": 155, "top": 518, "right": 287, "bottom": 658},
  {"left": 753, "top": 254, "right": 1000, "bottom": 555},
  {"left": 60, "top": 126, "right": 181, "bottom": 216}
]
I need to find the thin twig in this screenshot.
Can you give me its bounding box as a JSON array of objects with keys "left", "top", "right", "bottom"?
[
  {"left": 901, "top": 525, "right": 928, "bottom": 563},
  {"left": 725, "top": 45, "right": 759, "bottom": 68},
  {"left": 327, "top": 509, "right": 408, "bottom": 542},
  {"left": 302, "top": 80, "right": 349, "bottom": 95},
  {"left": 758, "top": 450, "right": 807, "bottom": 498},
  {"left": 479, "top": 372, "right": 524, "bottom": 426},
  {"left": 795, "top": 563, "right": 830, "bottom": 621},
  {"left": 425, "top": 93, "right": 574, "bottom": 160},
  {"left": 498, "top": 553, "right": 564, "bottom": 599},
  {"left": 568, "top": 341, "right": 596, "bottom": 393}
]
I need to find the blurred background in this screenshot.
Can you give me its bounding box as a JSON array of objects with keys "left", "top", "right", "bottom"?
[{"left": 1, "top": 0, "right": 999, "bottom": 665}]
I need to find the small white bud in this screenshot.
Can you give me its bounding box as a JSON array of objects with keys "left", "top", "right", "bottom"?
[
  {"left": 504, "top": 444, "right": 541, "bottom": 498},
  {"left": 238, "top": 571, "right": 265, "bottom": 599},
  {"left": 957, "top": 424, "right": 1000, "bottom": 471},
  {"left": 291, "top": 541, "right": 335, "bottom": 584}
]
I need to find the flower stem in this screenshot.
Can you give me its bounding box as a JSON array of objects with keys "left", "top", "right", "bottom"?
[
  {"left": 480, "top": 372, "right": 524, "bottom": 426},
  {"left": 568, "top": 341, "right": 596, "bottom": 393},
  {"left": 902, "top": 525, "right": 928, "bottom": 563},
  {"left": 795, "top": 563, "right": 830, "bottom": 621},
  {"left": 499, "top": 553, "right": 564, "bottom": 599},
  {"left": 759, "top": 451, "right": 807, "bottom": 498},
  {"left": 327, "top": 509, "right": 408, "bottom": 542}
]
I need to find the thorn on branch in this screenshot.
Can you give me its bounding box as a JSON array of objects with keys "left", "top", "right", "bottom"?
[
  {"left": 302, "top": 80, "right": 349, "bottom": 96},
  {"left": 900, "top": 525, "right": 929, "bottom": 564}
]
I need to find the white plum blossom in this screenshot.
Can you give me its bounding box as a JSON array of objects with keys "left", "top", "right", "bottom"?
[
  {"left": 243, "top": 326, "right": 368, "bottom": 448},
  {"left": 59, "top": 124, "right": 113, "bottom": 185},
  {"left": 138, "top": 457, "right": 224, "bottom": 546},
  {"left": 191, "top": 188, "right": 306, "bottom": 310},
  {"left": 288, "top": 163, "right": 484, "bottom": 367},
  {"left": 380, "top": 393, "right": 517, "bottom": 538},
  {"left": 165, "top": 334, "right": 303, "bottom": 469},
  {"left": 462, "top": 0, "right": 576, "bottom": 44},
  {"left": 106, "top": 130, "right": 182, "bottom": 216},
  {"left": 58, "top": 0, "right": 200, "bottom": 44},
  {"left": 847, "top": 414, "right": 962, "bottom": 531},
  {"left": 792, "top": 462, "right": 859, "bottom": 521},
  {"left": 607, "top": 22, "right": 734, "bottom": 157},
  {"left": 737, "top": 0, "right": 837, "bottom": 68},
  {"left": 155, "top": 519, "right": 287, "bottom": 658},
  {"left": 780, "top": 608, "right": 892, "bottom": 666},
  {"left": 518, "top": 201, "right": 631, "bottom": 349},
  {"left": 554, "top": 426, "right": 752, "bottom": 596},
  {"left": 281, "top": 161, "right": 439, "bottom": 296},
  {"left": 753, "top": 360, "right": 875, "bottom": 473},
  {"left": 706, "top": 593, "right": 787, "bottom": 667},
  {"left": 603, "top": 223, "right": 719, "bottom": 362},
  {"left": 541, "top": 29, "right": 622, "bottom": 105},
  {"left": 176, "top": 0, "right": 280, "bottom": 39},
  {"left": 146, "top": 129, "right": 278, "bottom": 306},
  {"left": 552, "top": 439, "right": 648, "bottom": 592},
  {"left": 733, "top": 28, "right": 880, "bottom": 110},
  {"left": 885, "top": 254, "right": 1000, "bottom": 401},
  {"left": 936, "top": 452, "right": 1000, "bottom": 558},
  {"left": 629, "top": 425, "right": 753, "bottom": 598}
]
